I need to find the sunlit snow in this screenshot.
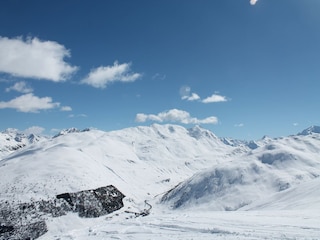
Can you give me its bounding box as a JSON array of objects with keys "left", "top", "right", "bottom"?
[{"left": 0, "top": 124, "right": 319, "bottom": 239}]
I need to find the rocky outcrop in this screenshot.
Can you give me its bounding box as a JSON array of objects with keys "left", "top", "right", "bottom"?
[
  {"left": 0, "top": 221, "right": 47, "bottom": 240},
  {"left": 0, "top": 185, "right": 125, "bottom": 239},
  {"left": 56, "top": 185, "right": 125, "bottom": 218}
]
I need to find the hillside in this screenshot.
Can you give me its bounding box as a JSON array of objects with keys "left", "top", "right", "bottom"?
[
  {"left": 0, "top": 124, "right": 240, "bottom": 204},
  {"left": 0, "top": 124, "right": 319, "bottom": 239},
  {"left": 161, "top": 132, "right": 320, "bottom": 210}
]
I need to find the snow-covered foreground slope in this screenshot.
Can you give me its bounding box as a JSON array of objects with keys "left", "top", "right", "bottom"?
[
  {"left": 1, "top": 124, "right": 320, "bottom": 239},
  {"left": 40, "top": 208, "right": 320, "bottom": 239}
]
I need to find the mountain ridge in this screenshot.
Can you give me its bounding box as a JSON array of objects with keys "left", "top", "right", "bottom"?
[
  {"left": 1, "top": 124, "right": 320, "bottom": 239},
  {"left": 2, "top": 124, "right": 318, "bottom": 160},
  {"left": 1, "top": 124, "right": 319, "bottom": 204},
  {"left": 0, "top": 128, "right": 47, "bottom": 158}
]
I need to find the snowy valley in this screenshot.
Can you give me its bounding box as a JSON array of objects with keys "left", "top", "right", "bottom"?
[{"left": 0, "top": 124, "right": 320, "bottom": 239}]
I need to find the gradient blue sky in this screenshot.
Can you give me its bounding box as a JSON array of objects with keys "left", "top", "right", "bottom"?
[{"left": 0, "top": 0, "right": 319, "bottom": 140}]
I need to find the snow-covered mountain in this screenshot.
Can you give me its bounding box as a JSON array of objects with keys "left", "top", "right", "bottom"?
[
  {"left": 0, "top": 124, "right": 319, "bottom": 239},
  {"left": 298, "top": 125, "right": 320, "bottom": 135},
  {"left": 0, "top": 124, "right": 238, "bottom": 204},
  {"left": 0, "top": 128, "right": 47, "bottom": 158},
  {"left": 161, "top": 131, "right": 320, "bottom": 210},
  {"left": 53, "top": 127, "right": 91, "bottom": 138}
]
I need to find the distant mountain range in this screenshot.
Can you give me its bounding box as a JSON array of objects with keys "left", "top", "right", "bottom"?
[
  {"left": 0, "top": 128, "right": 47, "bottom": 158},
  {"left": 2, "top": 125, "right": 318, "bottom": 159}
]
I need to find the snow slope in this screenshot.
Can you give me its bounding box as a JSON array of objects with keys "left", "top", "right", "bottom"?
[
  {"left": 1, "top": 124, "right": 320, "bottom": 239},
  {"left": 40, "top": 207, "right": 320, "bottom": 240},
  {"left": 161, "top": 132, "right": 320, "bottom": 211},
  {"left": 0, "top": 124, "right": 238, "bottom": 205},
  {"left": 243, "top": 177, "right": 320, "bottom": 210}
]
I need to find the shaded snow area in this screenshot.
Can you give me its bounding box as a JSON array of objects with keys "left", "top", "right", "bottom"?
[
  {"left": 1, "top": 124, "right": 320, "bottom": 239},
  {"left": 161, "top": 134, "right": 320, "bottom": 211}
]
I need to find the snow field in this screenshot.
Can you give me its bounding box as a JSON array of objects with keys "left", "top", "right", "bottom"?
[{"left": 0, "top": 124, "right": 319, "bottom": 239}]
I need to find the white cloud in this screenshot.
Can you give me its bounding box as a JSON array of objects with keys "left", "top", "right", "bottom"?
[
  {"left": 81, "top": 61, "right": 141, "bottom": 88},
  {"left": 180, "top": 85, "right": 191, "bottom": 98},
  {"left": 5, "top": 81, "right": 33, "bottom": 93},
  {"left": 152, "top": 73, "right": 166, "bottom": 81},
  {"left": 184, "top": 93, "right": 201, "bottom": 101},
  {"left": 135, "top": 109, "right": 218, "bottom": 125},
  {"left": 180, "top": 86, "right": 201, "bottom": 102},
  {"left": 180, "top": 86, "right": 229, "bottom": 103},
  {"left": 60, "top": 106, "right": 72, "bottom": 111},
  {"left": 68, "top": 113, "right": 87, "bottom": 118},
  {"left": 0, "top": 36, "right": 78, "bottom": 81},
  {"left": 0, "top": 93, "right": 60, "bottom": 113},
  {"left": 202, "top": 94, "right": 228, "bottom": 103},
  {"left": 23, "top": 126, "right": 45, "bottom": 135},
  {"left": 293, "top": 123, "right": 299, "bottom": 127},
  {"left": 250, "top": 0, "right": 258, "bottom": 5},
  {"left": 234, "top": 123, "right": 244, "bottom": 127}
]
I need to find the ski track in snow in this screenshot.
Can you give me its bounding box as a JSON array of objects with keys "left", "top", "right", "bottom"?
[{"left": 40, "top": 209, "right": 320, "bottom": 239}]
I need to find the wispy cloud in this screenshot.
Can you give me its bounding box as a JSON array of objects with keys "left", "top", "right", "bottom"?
[
  {"left": 234, "top": 123, "right": 244, "bottom": 127},
  {"left": 23, "top": 126, "right": 45, "bottom": 135},
  {"left": 180, "top": 86, "right": 229, "bottom": 103},
  {"left": 0, "top": 93, "right": 60, "bottom": 113},
  {"left": 60, "top": 106, "right": 72, "bottom": 111},
  {"left": 68, "top": 113, "right": 87, "bottom": 118},
  {"left": 0, "top": 78, "right": 10, "bottom": 83},
  {"left": 135, "top": 108, "right": 218, "bottom": 125},
  {"left": 180, "top": 86, "right": 200, "bottom": 102},
  {"left": 250, "top": 0, "right": 258, "bottom": 5},
  {"left": 152, "top": 73, "right": 166, "bottom": 81},
  {"left": 5, "top": 81, "right": 33, "bottom": 93},
  {"left": 293, "top": 123, "right": 299, "bottom": 127},
  {"left": 81, "top": 61, "right": 141, "bottom": 89},
  {"left": 0, "top": 36, "right": 78, "bottom": 81},
  {"left": 202, "top": 94, "right": 228, "bottom": 103},
  {"left": 182, "top": 93, "right": 201, "bottom": 101}
]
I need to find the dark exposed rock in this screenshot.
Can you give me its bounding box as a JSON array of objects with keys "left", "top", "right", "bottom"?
[
  {"left": 56, "top": 193, "right": 73, "bottom": 206},
  {"left": 6, "top": 221, "right": 47, "bottom": 240},
  {"left": 0, "top": 225, "right": 14, "bottom": 234},
  {"left": 0, "top": 185, "right": 125, "bottom": 239},
  {"left": 0, "top": 221, "right": 47, "bottom": 240},
  {"left": 0, "top": 199, "right": 69, "bottom": 240},
  {"left": 53, "top": 127, "right": 91, "bottom": 138},
  {"left": 57, "top": 185, "right": 125, "bottom": 218}
]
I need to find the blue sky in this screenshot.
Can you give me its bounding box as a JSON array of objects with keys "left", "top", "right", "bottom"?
[{"left": 0, "top": 0, "right": 319, "bottom": 140}]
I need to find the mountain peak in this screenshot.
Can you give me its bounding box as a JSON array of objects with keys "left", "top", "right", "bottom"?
[
  {"left": 187, "top": 125, "right": 218, "bottom": 140},
  {"left": 53, "top": 128, "right": 91, "bottom": 138},
  {"left": 2, "top": 128, "right": 19, "bottom": 134},
  {"left": 298, "top": 126, "right": 320, "bottom": 136},
  {"left": 0, "top": 129, "right": 46, "bottom": 157}
]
